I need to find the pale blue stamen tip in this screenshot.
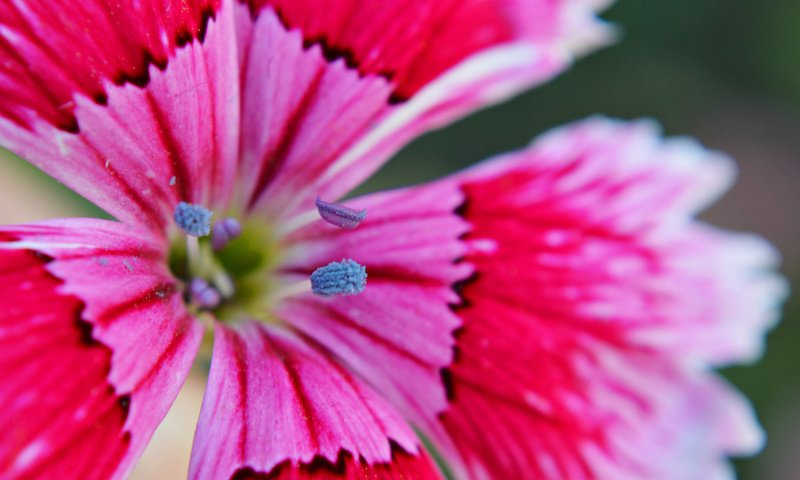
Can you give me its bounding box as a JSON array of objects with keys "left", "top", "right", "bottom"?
[
  {"left": 310, "top": 259, "right": 367, "bottom": 297},
  {"left": 316, "top": 196, "right": 367, "bottom": 230},
  {"left": 174, "top": 202, "right": 213, "bottom": 237}
]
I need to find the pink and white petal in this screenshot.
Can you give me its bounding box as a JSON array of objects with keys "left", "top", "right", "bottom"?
[
  {"left": 189, "top": 322, "right": 441, "bottom": 480},
  {"left": 627, "top": 224, "right": 785, "bottom": 365},
  {"left": 275, "top": 117, "right": 784, "bottom": 479},
  {"left": 0, "top": 220, "right": 202, "bottom": 479},
  {"left": 458, "top": 117, "right": 786, "bottom": 364},
  {"left": 233, "top": 8, "right": 393, "bottom": 213},
  {"left": 230, "top": 450, "right": 440, "bottom": 480},
  {"left": 427, "top": 117, "right": 785, "bottom": 478},
  {"left": 648, "top": 375, "right": 765, "bottom": 479},
  {"left": 439, "top": 345, "right": 764, "bottom": 479},
  {"left": 1, "top": 0, "right": 612, "bottom": 230},
  {"left": 0, "top": 0, "right": 219, "bottom": 131},
  {"left": 249, "top": 0, "right": 613, "bottom": 100},
  {"left": 0, "top": 244, "right": 128, "bottom": 479},
  {"left": 277, "top": 183, "right": 471, "bottom": 429},
  {"left": 237, "top": 1, "right": 613, "bottom": 216},
  {"left": 0, "top": 0, "right": 238, "bottom": 230}
]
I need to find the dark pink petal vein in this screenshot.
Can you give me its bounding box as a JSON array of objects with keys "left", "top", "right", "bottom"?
[
  {"left": 190, "top": 322, "right": 441, "bottom": 480},
  {"left": 0, "top": 220, "right": 202, "bottom": 479}
]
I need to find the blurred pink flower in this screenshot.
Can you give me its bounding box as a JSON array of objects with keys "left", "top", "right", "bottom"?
[{"left": 0, "top": 1, "right": 785, "bottom": 479}]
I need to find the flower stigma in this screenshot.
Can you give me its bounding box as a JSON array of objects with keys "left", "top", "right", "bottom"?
[
  {"left": 310, "top": 259, "right": 367, "bottom": 297},
  {"left": 174, "top": 202, "right": 213, "bottom": 237},
  {"left": 168, "top": 199, "right": 369, "bottom": 325},
  {"left": 315, "top": 196, "right": 367, "bottom": 229}
]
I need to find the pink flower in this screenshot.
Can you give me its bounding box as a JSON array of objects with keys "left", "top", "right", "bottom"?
[{"left": 0, "top": 1, "right": 785, "bottom": 479}]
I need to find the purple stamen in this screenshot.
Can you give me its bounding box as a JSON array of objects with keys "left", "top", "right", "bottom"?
[
  {"left": 190, "top": 278, "right": 221, "bottom": 309},
  {"left": 212, "top": 218, "right": 243, "bottom": 251},
  {"left": 316, "top": 197, "right": 367, "bottom": 230}
]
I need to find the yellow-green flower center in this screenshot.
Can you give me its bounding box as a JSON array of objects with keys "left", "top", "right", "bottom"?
[{"left": 169, "top": 217, "right": 283, "bottom": 324}]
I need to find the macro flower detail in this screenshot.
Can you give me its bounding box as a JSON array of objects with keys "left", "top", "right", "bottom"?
[
  {"left": 309, "top": 259, "right": 367, "bottom": 297},
  {"left": 315, "top": 197, "right": 367, "bottom": 230},
  {"left": 190, "top": 278, "right": 223, "bottom": 310},
  {"left": 0, "top": 1, "right": 786, "bottom": 480},
  {"left": 211, "top": 218, "right": 243, "bottom": 251},
  {"left": 175, "top": 202, "right": 214, "bottom": 237}
]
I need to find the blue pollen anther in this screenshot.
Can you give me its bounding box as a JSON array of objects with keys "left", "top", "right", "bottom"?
[
  {"left": 212, "top": 217, "right": 243, "bottom": 251},
  {"left": 316, "top": 196, "right": 367, "bottom": 230},
  {"left": 310, "top": 259, "right": 367, "bottom": 297},
  {"left": 174, "top": 202, "right": 213, "bottom": 237},
  {"left": 190, "top": 278, "right": 221, "bottom": 309}
]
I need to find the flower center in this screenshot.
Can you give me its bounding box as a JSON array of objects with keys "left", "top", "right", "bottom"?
[
  {"left": 168, "top": 199, "right": 368, "bottom": 324},
  {"left": 170, "top": 210, "right": 279, "bottom": 322}
]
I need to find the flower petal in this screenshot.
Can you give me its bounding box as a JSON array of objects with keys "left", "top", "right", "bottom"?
[
  {"left": 0, "top": 220, "right": 202, "bottom": 479},
  {"left": 236, "top": 0, "right": 612, "bottom": 216},
  {"left": 457, "top": 117, "right": 786, "bottom": 365},
  {"left": 0, "top": 0, "right": 238, "bottom": 230},
  {"left": 279, "top": 117, "right": 785, "bottom": 479},
  {"left": 249, "top": 0, "right": 613, "bottom": 100},
  {"left": 278, "top": 183, "right": 471, "bottom": 429},
  {"left": 189, "top": 322, "right": 441, "bottom": 479},
  {"left": 430, "top": 117, "right": 785, "bottom": 478},
  {"left": 232, "top": 7, "right": 393, "bottom": 214},
  {"left": 2, "top": 0, "right": 611, "bottom": 229},
  {"left": 0, "top": 0, "right": 219, "bottom": 132}
]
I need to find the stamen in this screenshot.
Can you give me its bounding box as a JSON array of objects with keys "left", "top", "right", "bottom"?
[
  {"left": 212, "top": 218, "right": 243, "bottom": 251},
  {"left": 310, "top": 259, "right": 367, "bottom": 297},
  {"left": 272, "top": 279, "right": 312, "bottom": 302},
  {"left": 316, "top": 197, "right": 367, "bottom": 230},
  {"left": 186, "top": 235, "right": 201, "bottom": 277},
  {"left": 190, "top": 278, "right": 221, "bottom": 309},
  {"left": 212, "top": 270, "right": 235, "bottom": 299},
  {"left": 174, "top": 202, "right": 213, "bottom": 237}
]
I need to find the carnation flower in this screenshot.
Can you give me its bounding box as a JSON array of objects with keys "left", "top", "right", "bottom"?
[{"left": 0, "top": 1, "right": 785, "bottom": 479}]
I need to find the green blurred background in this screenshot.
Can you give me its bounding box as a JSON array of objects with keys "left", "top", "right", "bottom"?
[{"left": 0, "top": 1, "right": 797, "bottom": 478}]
